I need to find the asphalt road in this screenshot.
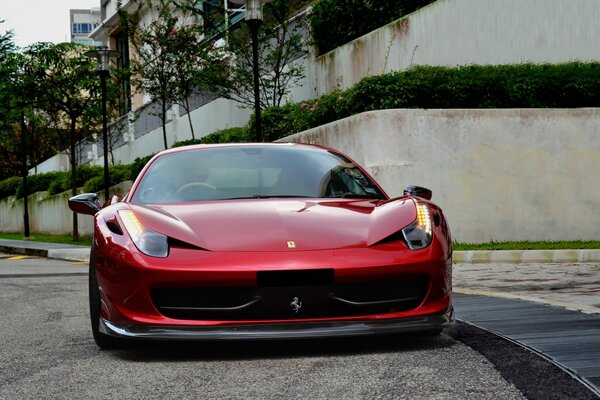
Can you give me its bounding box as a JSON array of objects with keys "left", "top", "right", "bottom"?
[{"left": 0, "top": 254, "right": 581, "bottom": 399}]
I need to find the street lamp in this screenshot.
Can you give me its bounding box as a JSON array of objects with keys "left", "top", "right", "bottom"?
[
  {"left": 86, "top": 46, "right": 119, "bottom": 203},
  {"left": 229, "top": 0, "right": 273, "bottom": 142},
  {"left": 20, "top": 109, "right": 30, "bottom": 238}
]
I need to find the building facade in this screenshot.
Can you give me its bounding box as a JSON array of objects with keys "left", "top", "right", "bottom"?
[{"left": 69, "top": 8, "right": 103, "bottom": 46}]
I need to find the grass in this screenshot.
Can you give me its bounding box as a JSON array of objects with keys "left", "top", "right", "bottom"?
[
  {"left": 0, "top": 232, "right": 92, "bottom": 246},
  {"left": 453, "top": 240, "right": 600, "bottom": 251},
  {"left": 0, "top": 232, "right": 597, "bottom": 250}
]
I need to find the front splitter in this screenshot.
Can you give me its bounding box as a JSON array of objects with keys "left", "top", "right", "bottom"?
[{"left": 99, "top": 308, "right": 454, "bottom": 341}]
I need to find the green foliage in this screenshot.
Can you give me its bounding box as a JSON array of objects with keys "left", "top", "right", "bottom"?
[
  {"left": 259, "top": 63, "right": 600, "bottom": 140},
  {"left": 82, "top": 165, "right": 132, "bottom": 193},
  {"left": 224, "top": 0, "right": 308, "bottom": 110},
  {"left": 15, "top": 171, "right": 62, "bottom": 198},
  {"left": 131, "top": 155, "right": 156, "bottom": 181},
  {"left": 172, "top": 127, "right": 251, "bottom": 147},
  {"left": 311, "top": 0, "right": 435, "bottom": 55},
  {"left": 47, "top": 165, "right": 104, "bottom": 195},
  {"left": 125, "top": 0, "right": 228, "bottom": 145},
  {"left": 0, "top": 176, "right": 21, "bottom": 198}
]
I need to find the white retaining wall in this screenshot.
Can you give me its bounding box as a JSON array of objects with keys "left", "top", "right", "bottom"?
[
  {"left": 312, "top": 0, "right": 600, "bottom": 94},
  {"left": 280, "top": 109, "right": 600, "bottom": 243},
  {"left": 0, "top": 181, "right": 132, "bottom": 236}
]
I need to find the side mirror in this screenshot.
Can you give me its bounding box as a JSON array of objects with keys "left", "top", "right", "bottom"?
[
  {"left": 68, "top": 193, "right": 101, "bottom": 215},
  {"left": 403, "top": 185, "right": 432, "bottom": 200}
]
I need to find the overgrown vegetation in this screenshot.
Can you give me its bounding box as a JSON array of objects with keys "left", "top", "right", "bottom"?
[
  {"left": 310, "top": 0, "right": 436, "bottom": 55},
  {"left": 257, "top": 63, "right": 600, "bottom": 141},
  {"left": 172, "top": 127, "right": 251, "bottom": 147}
]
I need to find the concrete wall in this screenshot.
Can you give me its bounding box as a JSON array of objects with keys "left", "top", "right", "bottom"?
[
  {"left": 0, "top": 181, "right": 132, "bottom": 236},
  {"left": 280, "top": 109, "right": 600, "bottom": 243},
  {"left": 29, "top": 153, "right": 70, "bottom": 175},
  {"left": 7, "top": 109, "right": 600, "bottom": 242},
  {"left": 312, "top": 0, "right": 600, "bottom": 94},
  {"left": 105, "top": 98, "right": 252, "bottom": 164}
]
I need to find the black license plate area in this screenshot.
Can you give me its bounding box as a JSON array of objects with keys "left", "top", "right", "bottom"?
[{"left": 257, "top": 269, "right": 334, "bottom": 287}]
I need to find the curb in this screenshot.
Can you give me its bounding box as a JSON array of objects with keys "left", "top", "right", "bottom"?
[
  {"left": 453, "top": 249, "right": 600, "bottom": 264},
  {"left": 0, "top": 244, "right": 90, "bottom": 262},
  {"left": 454, "top": 287, "right": 600, "bottom": 315}
]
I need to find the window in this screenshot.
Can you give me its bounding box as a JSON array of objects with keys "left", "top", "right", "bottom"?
[
  {"left": 132, "top": 146, "right": 386, "bottom": 204},
  {"left": 72, "top": 23, "right": 97, "bottom": 34}
]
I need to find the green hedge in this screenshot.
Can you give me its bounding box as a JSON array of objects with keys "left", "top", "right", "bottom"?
[
  {"left": 47, "top": 165, "right": 104, "bottom": 195},
  {"left": 0, "top": 176, "right": 21, "bottom": 199},
  {"left": 82, "top": 165, "right": 132, "bottom": 193},
  {"left": 172, "top": 127, "right": 251, "bottom": 147},
  {"left": 260, "top": 63, "right": 600, "bottom": 141},
  {"left": 15, "top": 172, "right": 63, "bottom": 199},
  {"left": 131, "top": 155, "right": 155, "bottom": 181},
  {"left": 311, "top": 0, "right": 436, "bottom": 55}
]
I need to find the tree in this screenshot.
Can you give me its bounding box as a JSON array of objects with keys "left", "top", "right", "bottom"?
[
  {"left": 124, "top": 0, "right": 182, "bottom": 149},
  {"left": 169, "top": 20, "right": 228, "bottom": 139},
  {"left": 0, "top": 20, "right": 15, "bottom": 62},
  {"left": 122, "top": 0, "right": 227, "bottom": 145},
  {"left": 224, "top": 0, "right": 308, "bottom": 110},
  {"left": 25, "top": 42, "right": 102, "bottom": 240}
]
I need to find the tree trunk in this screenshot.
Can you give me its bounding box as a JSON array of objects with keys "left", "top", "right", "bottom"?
[
  {"left": 70, "top": 117, "right": 79, "bottom": 241},
  {"left": 161, "top": 101, "right": 168, "bottom": 149},
  {"left": 184, "top": 98, "right": 195, "bottom": 139}
]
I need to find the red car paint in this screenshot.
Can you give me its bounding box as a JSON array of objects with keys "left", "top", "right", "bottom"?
[{"left": 79, "top": 143, "right": 453, "bottom": 341}]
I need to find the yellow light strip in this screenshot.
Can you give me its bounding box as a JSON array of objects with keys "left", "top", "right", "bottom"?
[
  {"left": 119, "top": 210, "right": 145, "bottom": 239},
  {"left": 416, "top": 203, "right": 432, "bottom": 234}
]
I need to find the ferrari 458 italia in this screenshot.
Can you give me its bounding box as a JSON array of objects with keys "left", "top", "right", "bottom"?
[{"left": 69, "top": 143, "right": 453, "bottom": 348}]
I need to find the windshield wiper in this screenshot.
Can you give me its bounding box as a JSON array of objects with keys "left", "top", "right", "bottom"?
[
  {"left": 335, "top": 193, "right": 385, "bottom": 199},
  {"left": 223, "top": 195, "right": 313, "bottom": 200}
]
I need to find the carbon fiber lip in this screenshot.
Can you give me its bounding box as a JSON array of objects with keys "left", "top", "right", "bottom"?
[{"left": 98, "top": 308, "right": 454, "bottom": 341}]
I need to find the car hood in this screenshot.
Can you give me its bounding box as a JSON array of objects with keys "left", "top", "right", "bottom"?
[{"left": 130, "top": 198, "right": 417, "bottom": 252}]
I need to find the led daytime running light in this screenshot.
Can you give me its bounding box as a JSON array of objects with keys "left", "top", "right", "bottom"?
[
  {"left": 416, "top": 203, "right": 432, "bottom": 235},
  {"left": 118, "top": 210, "right": 169, "bottom": 258},
  {"left": 401, "top": 202, "right": 433, "bottom": 250}
]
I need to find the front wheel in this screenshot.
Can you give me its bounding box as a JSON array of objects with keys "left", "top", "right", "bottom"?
[{"left": 89, "top": 247, "right": 126, "bottom": 349}]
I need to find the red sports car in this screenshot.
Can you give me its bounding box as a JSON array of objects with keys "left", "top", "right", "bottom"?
[{"left": 69, "top": 143, "right": 453, "bottom": 348}]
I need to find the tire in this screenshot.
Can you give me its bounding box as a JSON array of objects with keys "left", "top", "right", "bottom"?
[{"left": 89, "top": 247, "right": 126, "bottom": 349}]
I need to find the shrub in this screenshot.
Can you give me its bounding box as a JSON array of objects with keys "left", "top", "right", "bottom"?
[
  {"left": 15, "top": 171, "right": 63, "bottom": 198},
  {"left": 131, "top": 155, "right": 156, "bottom": 181},
  {"left": 82, "top": 176, "right": 104, "bottom": 194},
  {"left": 259, "top": 63, "right": 600, "bottom": 139},
  {"left": 47, "top": 165, "right": 103, "bottom": 195},
  {"left": 0, "top": 176, "right": 22, "bottom": 199},
  {"left": 173, "top": 127, "right": 251, "bottom": 147},
  {"left": 311, "top": 0, "right": 436, "bottom": 55},
  {"left": 82, "top": 165, "right": 133, "bottom": 193}
]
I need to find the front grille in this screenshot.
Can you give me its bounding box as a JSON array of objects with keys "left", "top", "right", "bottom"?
[{"left": 151, "top": 273, "right": 429, "bottom": 321}]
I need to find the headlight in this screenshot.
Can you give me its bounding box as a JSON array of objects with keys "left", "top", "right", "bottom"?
[
  {"left": 118, "top": 210, "right": 169, "bottom": 258},
  {"left": 402, "top": 203, "right": 433, "bottom": 250}
]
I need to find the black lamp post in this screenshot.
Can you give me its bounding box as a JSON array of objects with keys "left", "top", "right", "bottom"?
[
  {"left": 230, "top": 0, "right": 272, "bottom": 142},
  {"left": 86, "top": 46, "right": 119, "bottom": 203},
  {"left": 20, "top": 109, "right": 30, "bottom": 238}
]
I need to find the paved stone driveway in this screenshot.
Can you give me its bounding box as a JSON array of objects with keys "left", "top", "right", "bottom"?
[{"left": 453, "top": 263, "right": 600, "bottom": 314}]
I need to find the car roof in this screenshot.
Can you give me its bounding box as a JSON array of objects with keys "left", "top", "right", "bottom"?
[{"left": 155, "top": 142, "right": 332, "bottom": 157}]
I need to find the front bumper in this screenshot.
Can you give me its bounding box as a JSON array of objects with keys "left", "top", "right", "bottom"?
[{"left": 99, "top": 307, "right": 454, "bottom": 341}]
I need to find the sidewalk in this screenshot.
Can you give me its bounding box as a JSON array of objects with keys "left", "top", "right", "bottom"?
[{"left": 0, "top": 239, "right": 91, "bottom": 262}]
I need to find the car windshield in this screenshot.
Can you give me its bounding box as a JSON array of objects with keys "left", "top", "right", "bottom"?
[{"left": 131, "top": 145, "right": 386, "bottom": 204}]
